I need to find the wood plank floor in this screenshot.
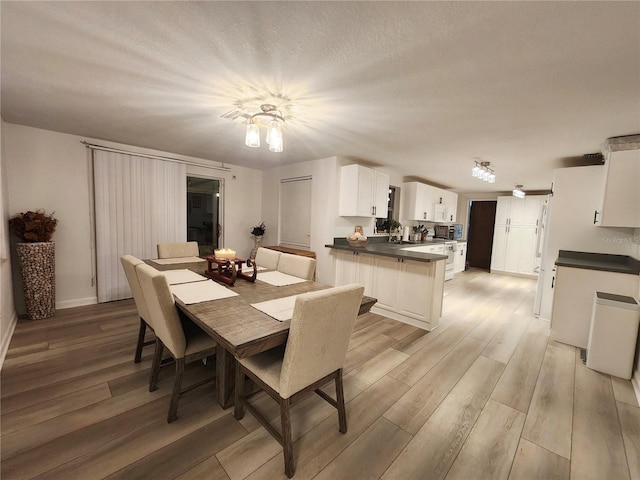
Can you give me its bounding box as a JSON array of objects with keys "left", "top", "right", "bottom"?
[{"left": 2, "top": 269, "right": 638, "bottom": 479}]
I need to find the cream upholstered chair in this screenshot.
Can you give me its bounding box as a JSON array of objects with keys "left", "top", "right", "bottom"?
[
  {"left": 253, "top": 247, "right": 282, "bottom": 270},
  {"left": 136, "top": 263, "right": 216, "bottom": 423},
  {"left": 277, "top": 253, "right": 316, "bottom": 281},
  {"left": 157, "top": 241, "right": 200, "bottom": 259},
  {"left": 234, "top": 284, "right": 364, "bottom": 478},
  {"left": 120, "top": 255, "right": 155, "bottom": 363}
]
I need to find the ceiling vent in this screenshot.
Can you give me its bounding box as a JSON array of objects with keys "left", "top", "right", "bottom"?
[
  {"left": 220, "top": 108, "right": 251, "bottom": 124},
  {"left": 583, "top": 152, "right": 605, "bottom": 164}
]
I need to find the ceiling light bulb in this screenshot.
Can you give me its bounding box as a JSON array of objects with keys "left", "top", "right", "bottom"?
[
  {"left": 472, "top": 165, "right": 481, "bottom": 178},
  {"left": 245, "top": 123, "right": 260, "bottom": 148},
  {"left": 512, "top": 186, "right": 525, "bottom": 198},
  {"left": 482, "top": 170, "right": 490, "bottom": 181},
  {"left": 268, "top": 122, "right": 283, "bottom": 152},
  {"left": 488, "top": 173, "right": 496, "bottom": 183}
]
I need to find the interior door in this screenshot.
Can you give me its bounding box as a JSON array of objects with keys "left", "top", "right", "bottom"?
[{"left": 467, "top": 200, "right": 497, "bottom": 270}]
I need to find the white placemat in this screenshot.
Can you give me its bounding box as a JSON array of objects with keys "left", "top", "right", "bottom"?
[
  {"left": 171, "top": 280, "right": 238, "bottom": 304},
  {"left": 162, "top": 269, "right": 208, "bottom": 285},
  {"left": 151, "top": 256, "right": 206, "bottom": 265},
  {"left": 251, "top": 294, "right": 299, "bottom": 321},
  {"left": 257, "top": 271, "right": 308, "bottom": 287}
]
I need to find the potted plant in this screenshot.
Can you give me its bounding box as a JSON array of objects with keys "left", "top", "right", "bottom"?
[
  {"left": 8, "top": 210, "right": 58, "bottom": 319},
  {"left": 249, "top": 221, "right": 266, "bottom": 260}
]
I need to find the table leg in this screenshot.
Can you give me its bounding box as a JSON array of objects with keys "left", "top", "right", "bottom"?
[{"left": 215, "top": 347, "right": 236, "bottom": 408}]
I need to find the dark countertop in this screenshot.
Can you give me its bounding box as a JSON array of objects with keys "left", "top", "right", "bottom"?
[
  {"left": 326, "top": 237, "right": 448, "bottom": 263},
  {"left": 555, "top": 250, "right": 640, "bottom": 275}
]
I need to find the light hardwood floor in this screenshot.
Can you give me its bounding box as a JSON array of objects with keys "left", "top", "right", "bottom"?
[{"left": 2, "top": 269, "right": 639, "bottom": 479}]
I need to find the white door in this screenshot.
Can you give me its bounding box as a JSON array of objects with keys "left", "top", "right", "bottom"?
[
  {"left": 495, "top": 197, "right": 511, "bottom": 225},
  {"left": 279, "top": 177, "right": 312, "bottom": 248},
  {"left": 373, "top": 171, "right": 390, "bottom": 218},
  {"left": 356, "top": 167, "right": 375, "bottom": 216}
]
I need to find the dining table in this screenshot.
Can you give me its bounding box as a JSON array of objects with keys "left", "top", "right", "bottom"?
[{"left": 147, "top": 258, "right": 376, "bottom": 408}]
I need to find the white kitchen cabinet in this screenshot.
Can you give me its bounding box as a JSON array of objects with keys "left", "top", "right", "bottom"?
[
  {"left": 401, "top": 182, "right": 433, "bottom": 221},
  {"left": 454, "top": 242, "right": 467, "bottom": 273},
  {"left": 334, "top": 249, "right": 445, "bottom": 330},
  {"left": 597, "top": 149, "right": 640, "bottom": 228},
  {"left": 551, "top": 265, "right": 639, "bottom": 348},
  {"left": 401, "top": 181, "right": 458, "bottom": 222},
  {"left": 396, "top": 259, "right": 441, "bottom": 322},
  {"left": 334, "top": 250, "right": 374, "bottom": 295},
  {"left": 339, "top": 164, "right": 390, "bottom": 217},
  {"left": 443, "top": 190, "right": 458, "bottom": 222},
  {"left": 491, "top": 195, "right": 544, "bottom": 276}
]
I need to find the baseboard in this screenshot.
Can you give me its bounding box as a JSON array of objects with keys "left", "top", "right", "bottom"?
[
  {"left": 56, "top": 297, "right": 98, "bottom": 310},
  {"left": 0, "top": 310, "right": 18, "bottom": 370},
  {"left": 490, "top": 269, "right": 538, "bottom": 280},
  {"left": 633, "top": 375, "right": 640, "bottom": 406}
]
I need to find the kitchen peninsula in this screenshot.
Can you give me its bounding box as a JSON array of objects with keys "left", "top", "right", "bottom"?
[{"left": 326, "top": 238, "right": 448, "bottom": 330}]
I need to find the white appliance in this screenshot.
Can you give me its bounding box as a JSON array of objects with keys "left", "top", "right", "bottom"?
[{"left": 535, "top": 164, "right": 638, "bottom": 321}]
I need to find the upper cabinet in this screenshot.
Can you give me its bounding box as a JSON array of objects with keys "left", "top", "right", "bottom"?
[
  {"left": 400, "top": 181, "right": 458, "bottom": 222},
  {"left": 443, "top": 190, "right": 458, "bottom": 222},
  {"left": 596, "top": 149, "right": 640, "bottom": 228},
  {"left": 339, "top": 164, "right": 390, "bottom": 217}
]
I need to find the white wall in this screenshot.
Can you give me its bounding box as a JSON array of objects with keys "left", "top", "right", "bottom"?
[
  {"left": 261, "top": 157, "right": 402, "bottom": 285},
  {"left": 3, "top": 123, "right": 262, "bottom": 313},
  {"left": 261, "top": 156, "right": 339, "bottom": 285}
]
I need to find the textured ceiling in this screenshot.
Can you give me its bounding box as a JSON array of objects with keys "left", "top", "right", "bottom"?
[{"left": 1, "top": 1, "right": 639, "bottom": 193}]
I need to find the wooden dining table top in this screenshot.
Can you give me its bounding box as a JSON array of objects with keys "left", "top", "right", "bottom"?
[
  {"left": 176, "top": 278, "right": 376, "bottom": 358},
  {"left": 146, "top": 258, "right": 376, "bottom": 407}
]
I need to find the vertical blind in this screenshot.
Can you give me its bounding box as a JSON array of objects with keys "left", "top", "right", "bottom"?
[
  {"left": 93, "top": 150, "right": 186, "bottom": 302},
  {"left": 279, "top": 177, "right": 312, "bottom": 248}
]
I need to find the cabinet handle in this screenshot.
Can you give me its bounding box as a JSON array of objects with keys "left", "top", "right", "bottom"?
[
  {"left": 593, "top": 210, "right": 600, "bottom": 224},
  {"left": 505, "top": 225, "right": 508, "bottom": 234},
  {"left": 551, "top": 276, "right": 555, "bottom": 288}
]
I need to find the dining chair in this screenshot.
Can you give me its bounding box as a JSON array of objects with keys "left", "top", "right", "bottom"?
[
  {"left": 277, "top": 253, "right": 316, "bottom": 281},
  {"left": 120, "top": 255, "right": 155, "bottom": 363},
  {"left": 234, "top": 283, "right": 364, "bottom": 478},
  {"left": 157, "top": 241, "right": 200, "bottom": 259},
  {"left": 252, "top": 247, "right": 282, "bottom": 270},
  {"left": 136, "top": 263, "right": 217, "bottom": 423}
]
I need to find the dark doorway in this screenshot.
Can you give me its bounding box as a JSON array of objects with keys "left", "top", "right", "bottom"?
[
  {"left": 187, "top": 177, "right": 221, "bottom": 256},
  {"left": 467, "top": 200, "right": 497, "bottom": 270}
]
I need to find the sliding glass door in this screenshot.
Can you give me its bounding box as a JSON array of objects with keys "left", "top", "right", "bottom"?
[{"left": 187, "top": 176, "right": 221, "bottom": 256}]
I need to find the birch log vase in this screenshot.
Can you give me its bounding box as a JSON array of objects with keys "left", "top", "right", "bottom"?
[{"left": 16, "top": 242, "right": 56, "bottom": 319}]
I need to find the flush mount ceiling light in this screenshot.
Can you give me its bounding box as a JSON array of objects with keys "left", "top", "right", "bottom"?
[
  {"left": 244, "top": 104, "right": 285, "bottom": 153},
  {"left": 471, "top": 161, "right": 496, "bottom": 183},
  {"left": 512, "top": 184, "right": 526, "bottom": 199}
]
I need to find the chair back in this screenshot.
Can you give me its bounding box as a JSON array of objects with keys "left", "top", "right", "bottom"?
[
  {"left": 279, "top": 284, "right": 364, "bottom": 398},
  {"left": 120, "top": 255, "right": 151, "bottom": 325},
  {"left": 157, "top": 241, "right": 199, "bottom": 259},
  {"left": 254, "top": 247, "right": 281, "bottom": 270},
  {"left": 277, "top": 253, "right": 316, "bottom": 280},
  {"left": 136, "top": 263, "right": 187, "bottom": 358}
]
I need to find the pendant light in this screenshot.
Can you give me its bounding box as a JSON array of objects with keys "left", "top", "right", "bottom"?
[{"left": 244, "top": 104, "right": 285, "bottom": 152}]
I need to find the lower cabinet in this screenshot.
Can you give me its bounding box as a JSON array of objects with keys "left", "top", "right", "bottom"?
[
  {"left": 454, "top": 242, "right": 467, "bottom": 273},
  {"left": 334, "top": 250, "right": 445, "bottom": 330},
  {"left": 551, "top": 266, "right": 639, "bottom": 349}
]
